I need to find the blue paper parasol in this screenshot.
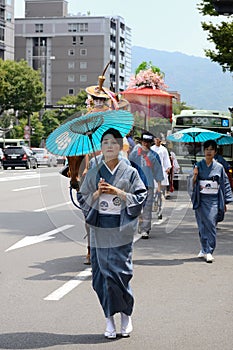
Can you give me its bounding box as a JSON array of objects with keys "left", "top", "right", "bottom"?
[
  {"left": 167, "top": 127, "right": 225, "bottom": 143},
  {"left": 216, "top": 134, "right": 233, "bottom": 145},
  {"left": 46, "top": 110, "right": 134, "bottom": 156},
  {"left": 166, "top": 127, "right": 227, "bottom": 162}
]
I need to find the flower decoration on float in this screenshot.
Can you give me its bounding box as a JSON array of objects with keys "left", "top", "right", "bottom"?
[{"left": 128, "top": 61, "right": 168, "bottom": 91}]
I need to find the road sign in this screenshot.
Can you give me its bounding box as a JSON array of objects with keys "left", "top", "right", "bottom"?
[
  {"left": 24, "top": 133, "right": 30, "bottom": 140},
  {"left": 24, "top": 125, "right": 30, "bottom": 131}
]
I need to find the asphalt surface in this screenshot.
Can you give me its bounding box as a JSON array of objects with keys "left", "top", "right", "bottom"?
[{"left": 0, "top": 167, "right": 233, "bottom": 350}]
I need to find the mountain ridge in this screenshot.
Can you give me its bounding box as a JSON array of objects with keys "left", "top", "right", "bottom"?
[{"left": 131, "top": 46, "right": 233, "bottom": 111}]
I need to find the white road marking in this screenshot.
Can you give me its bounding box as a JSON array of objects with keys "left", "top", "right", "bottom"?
[
  {"left": 44, "top": 268, "right": 92, "bottom": 301},
  {"left": 0, "top": 172, "right": 59, "bottom": 182},
  {"left": 34, "top": 201, "right": 72, "bottom": 212},
  {"left": 12, "top": 185, "right": 48, "bottom": 192},
  {"left": 133, "top": 233, "right": 142, "bottom": 243},
  {"left": 5, "top": 224, "right": 74, "bottom": 252},
  {"left": 44, "top": 233, "right": 149, "bottom": 301}
]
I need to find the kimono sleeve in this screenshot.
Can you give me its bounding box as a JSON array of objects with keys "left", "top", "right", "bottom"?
[
  {"left": 77, "top": 168, "right": 99, "bottom": 218},
  {"left": 125, "top": 168, "right": 147, "bottom": 217}
]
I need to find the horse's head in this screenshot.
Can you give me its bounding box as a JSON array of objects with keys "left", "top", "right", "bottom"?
[{"left": 67, "top": 155, "right": 86, "bottom": 190}]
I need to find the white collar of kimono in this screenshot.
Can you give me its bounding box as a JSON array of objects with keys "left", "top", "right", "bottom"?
[{"left": 103, "top": 160, "right": 122, "bottom": 175}]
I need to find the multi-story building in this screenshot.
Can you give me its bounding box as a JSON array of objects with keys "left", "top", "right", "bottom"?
[
  {"left": 0, "top": 0, "right": 14, "bottom": 60},
  {"left": 14, "top": 0, "right": 132, "bottom": 105}
]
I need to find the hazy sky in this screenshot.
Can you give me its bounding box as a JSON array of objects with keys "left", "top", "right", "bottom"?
[{"left": 14, "top": 0, "right": 213, "bottom": 58}]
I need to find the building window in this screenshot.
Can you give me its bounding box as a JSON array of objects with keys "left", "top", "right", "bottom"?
[
  {"left": 68, "top": 49, "right": 75, "bottom": 56},
  {"left": 34, "top": 37, "right": 46, "bottom": 47},
  {"left": 68, "top": 74, "right": 75, "bottom": 82},
  {"left": 80, "top": 75, "right": 87, "bottom": 82},
  {"left": 79, "top": 36, "right": 84, "bottom": 45},
  {"left": 68, "top": 23, "right": 88, "bottom": 32},
  {"left": 68, "top": 61, "right": 75, "bottom": 69},
  {"left": 80, "top": 23, "right": 88, "bottom": 32},
  {"left": 80, "top": 48, "right": 87, "bottom": 56},
  {"left": 68, "top": 88, "right": 74, "bottom": 95},
  {"left": 72, "top": 36, "right": 77, "bottom": 45},
  {"left": 6, "top": 12, "right": 12, "bottom": 22},
  {"left": 35, "top": 24, "right": 44, "bottom": 33},
  {"left": 80, "top": 61, "right": 87, "bottom": 69},
  {"left": 0, "top": 26, "right": 4, "bottom": 42}
]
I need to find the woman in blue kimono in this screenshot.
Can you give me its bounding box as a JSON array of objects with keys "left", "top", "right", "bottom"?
[
  {"left": 77, "top": 128, "right": 147, "bottom": 339},
  {"left": 191, "top": 140, "right": 233, "bottom": 263}
]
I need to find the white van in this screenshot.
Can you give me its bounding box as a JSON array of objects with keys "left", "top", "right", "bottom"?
[{"left": 0, "top": 138, "right": 26, "bottom": 149}]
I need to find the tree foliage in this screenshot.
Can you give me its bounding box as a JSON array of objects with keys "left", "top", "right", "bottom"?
[
  {"left": 0, "top": 59, "right": 45, "bottom": 117},
  {"left": 135, "top": 61, "right": 164, "bottom": 77},
  {"left": 13, "top": 113, "right": 44, "bottom": 147},
  {"left": 198, "top": 1, "right": 233, "bottom": 72},
  {"left": 55, "top": 90, "right": 87, "bottom": 124}
]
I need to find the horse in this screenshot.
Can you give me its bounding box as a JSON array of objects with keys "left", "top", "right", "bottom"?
[{"left": 66, "top": 155, "right": 87, "bottom": 190}]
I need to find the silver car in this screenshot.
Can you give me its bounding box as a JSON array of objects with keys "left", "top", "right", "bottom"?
[{"left": 32, "top": 148, "right": 57, "bottom": 167}]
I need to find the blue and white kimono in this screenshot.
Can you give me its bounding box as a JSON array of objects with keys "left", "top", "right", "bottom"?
[
  {"left": 77, "top": 160, "right": 147, "bottom": 317},
  {"left": 191, "top": 159, "right": 233, "bottom": 254}
]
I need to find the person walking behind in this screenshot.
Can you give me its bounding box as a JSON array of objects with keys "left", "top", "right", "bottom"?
[
  {"left": 77, "top": 128, "right": 147, "bottom": 339},
  {"left": 191, "top": 140, "right": 233, "bottom": 263},
  {"left": 151, "top": 135, "right": 172, "bottom": 198},
  {"left": 129, "top": 132, "right": 164, "bottom": 239}
]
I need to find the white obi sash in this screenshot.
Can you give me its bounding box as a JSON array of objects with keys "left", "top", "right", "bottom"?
[
  {"left": 99, "top": 193, "right": 122, "bottom": 214},
  {"left": 200, "top": 180, "right": 219, "bottom": 194}
]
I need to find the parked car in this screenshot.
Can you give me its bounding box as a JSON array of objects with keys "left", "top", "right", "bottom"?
[
  {"left": 56, "top": 155, "right": 66, "bottom": 165},
  {"left": 2, "top": 146, "right": 38, "bottom": 170},
  {"left": 0, "top": 148, "right": 4, "bottom": 168},
  {"left": 31, "top": 147, "right": 57, "bottom": 167}
]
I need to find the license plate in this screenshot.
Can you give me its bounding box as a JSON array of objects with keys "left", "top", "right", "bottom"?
[{"left": 10, "top": 155, "right": 17, "bottom": 159}]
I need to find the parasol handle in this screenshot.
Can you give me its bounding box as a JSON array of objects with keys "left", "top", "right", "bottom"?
[
  {"left": 88, "top": 133, "right": 101, "bottom": 172},
  {"left": 102, "top": 61, "right": 111, "bottom": 77},
  {"left": 98, "top": 61, "right": 111, "bottom": 92}
]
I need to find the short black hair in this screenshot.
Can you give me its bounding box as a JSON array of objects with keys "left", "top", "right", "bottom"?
[
  {"left": 141, "top": 132, "right": 154, "bottom": 143},
  {"left": 101, "top": 128, "right": 123, "bottom": 148},
  {"left": 203, "top": 139, "right": 217, "bottom": 151}
]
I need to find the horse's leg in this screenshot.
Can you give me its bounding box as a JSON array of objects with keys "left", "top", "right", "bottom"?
[
  {"left": 67, "top": 155, "right": 85, "bottom": 190},
  {"left": 84, "top": 223, "right": 91, "bottom": 265}
]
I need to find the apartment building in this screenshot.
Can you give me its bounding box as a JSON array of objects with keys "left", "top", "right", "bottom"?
[
  {"left": 14, "top": 0, "right": 132, "bottom": 105},
  {"left": 0, "top": 0, "right": 14, "bottom": 60}
]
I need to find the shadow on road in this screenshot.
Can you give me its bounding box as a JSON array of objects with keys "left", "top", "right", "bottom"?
[
  {"left": 0, "top": 331, "right": 122, "bottom": 349},
  {"left": 25, "top": 255, "right": 91, "bottom": 282},
  {"left": 133, "top": 257, "right": 203, "bottom": 266}
]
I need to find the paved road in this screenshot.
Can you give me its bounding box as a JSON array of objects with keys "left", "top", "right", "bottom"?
[{"left": 0, "top": 167, "right": 233, "bottom": 350}]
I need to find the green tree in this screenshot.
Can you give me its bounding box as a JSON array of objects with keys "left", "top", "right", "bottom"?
[
  {"left": 198, "top": 1, "right": 233, "bottom": 72},
  {"left": 13, "top": 113, "right": 44, "bottom": 147},
  {"left": 53, "top": 90, "right": 87, "bottom": 124},
  {"left": 172, "top": 101, "right": 193, "bottom": 115},
  {"left": 38, "top": 90, "right": 87, "bottom": 145},
  {"left": 0, "top": 59, "right": 45, "bottom": 117},
  {"left": 42, "top": 110, "right": 60, "bottom": 139},
  {"left": 135, "top": 61, "right": 164, "bottom": 77}
]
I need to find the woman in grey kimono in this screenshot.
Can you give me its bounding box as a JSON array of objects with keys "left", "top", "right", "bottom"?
[
  {"left": 77, "top": 128, "right": 147, "bottom": 339},
  {"left": 191, "top": 140, "right": 233, "bottom": 263}
]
